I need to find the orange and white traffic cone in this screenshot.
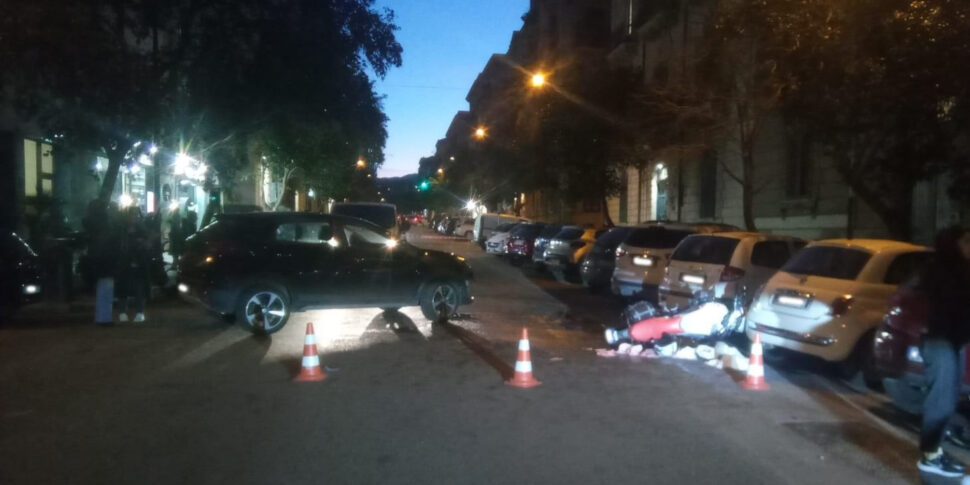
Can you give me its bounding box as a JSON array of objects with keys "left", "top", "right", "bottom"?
[
  {"left": 740, "top": 332, "right": 769, "bottom": 390},
  {"left": 295, "top": 322, "right": 327, "bottom": 382},
  {"left": 506, "top": 327, "right": 541, "bottom": 388}
]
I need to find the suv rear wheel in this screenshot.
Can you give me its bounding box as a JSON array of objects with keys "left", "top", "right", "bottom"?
[
  {"left": 420, "top": 281, "right": 460, "bottom": 323},
  {"left": 236, "top": 285, "right": 290, "bottom": 334}
]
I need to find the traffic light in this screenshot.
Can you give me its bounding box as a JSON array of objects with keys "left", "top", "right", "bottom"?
[{"left": 418, "top": 180, "right": 431, "bottom": 191}]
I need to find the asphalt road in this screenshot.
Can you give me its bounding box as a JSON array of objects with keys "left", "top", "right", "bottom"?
[{"left": 0, "top": 225, "right": 960, "bottom": 484}]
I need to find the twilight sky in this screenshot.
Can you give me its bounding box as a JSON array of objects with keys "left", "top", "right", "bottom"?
[{"left": 373, "top": 0, "right": 529, "bottom": 178}]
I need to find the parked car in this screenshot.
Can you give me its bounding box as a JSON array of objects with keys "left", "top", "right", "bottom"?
[
  {"left": 0, "top": 232, "right": 43, "bottom": 319},
  {"left": 873, "top": 285, "right": 970, "bottom": 413},
  {"left": 331, "top": 202, "right": 399, "bottom": 239},
  {"left": 531, "top": 224, "right": 564, "bottom": 267},
  {"left": 659, "top": 232, "right": 805, "bottom": 311},
  {"left": 747, "top": 240, "right": 931, "bottom": 377},
  {"left": 612, "top": 222, "right": 738, "bottom": 301},
  {"left": 580, "top": 226, "right": 633, "bottom": 291},
  {"left": 453, "top": 218, "right": 476, "bottom": 239},
  {"left": 544, "top": 226, "right": 603, "bottom": 275},
  {"left": 506, "top": 223, "right": 547, "bottom": 265},
  {"left": 178, "top": 212, "right": 473, "bottom": 334},
  {"left": 485, "top": 223, "right": 519, "bottom": 255},
  {"left": 474, "top": 213, "right": 528, "bottom": 246}
]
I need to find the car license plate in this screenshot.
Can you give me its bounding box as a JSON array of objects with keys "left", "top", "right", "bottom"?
[
  {"left": 775, "top": 295, "right": 809, "bottom": 308},
  {"left": 633, "top": 256, "right": 654, "bottom": 267},
  {"left": 680, "top": 274, "right": 704, "bottom": 285}
]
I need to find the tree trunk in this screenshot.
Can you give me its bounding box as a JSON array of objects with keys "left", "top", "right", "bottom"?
[
  {"left": 741, "top": 150, "right": 757, "bottom": 232},
  {"left": 849, "top": 181, "right": 913, "bottom": 241},
  {"left": 601, "top": 196, "right": 615, "bottom": 228},
  {"left": 98, "top": 149, "right": 125, "bottom": 203}
]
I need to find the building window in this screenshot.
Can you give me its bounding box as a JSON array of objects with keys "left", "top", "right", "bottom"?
[
  {"left": 699, "top": 149, "right": 717, "bottom": 219},
  {"left": 786, "top": 124, "right": 814, "bottom": 198}
]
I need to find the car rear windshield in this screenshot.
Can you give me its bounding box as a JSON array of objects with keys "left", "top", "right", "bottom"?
[
  {"left": 625, "top": 227, "right": 694, "bottom": 249},
  {"left": 671, "top": 235, "right": 740, "bottom": 265},
  {"left": 511, "top": 224, "right": 544, "bottom": 239},
  {"left": 331, "top": 204, "right": 396, "bottom": 230},
  {"left": 495, "top": 223, "right": 516, "bottom": 232},
  {"left": 538, "top": 225, "right": 562, "bottom": 238},
  {"left": 596, "top": 227, "right": 633, "bottom": 248},
  {"left": 554, "top": 227, "right": 584, "bottom": 240},
  {"left": 782, "top": 246, "right": 872, "bottom": 280}
]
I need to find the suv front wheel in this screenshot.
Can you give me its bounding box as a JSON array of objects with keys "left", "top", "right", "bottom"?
[
  {"left": 236, "top": 285, "right": 291, "bottom": 334},
  {"left": 420, "top": 281, "right": 461, "bottom": 323}
]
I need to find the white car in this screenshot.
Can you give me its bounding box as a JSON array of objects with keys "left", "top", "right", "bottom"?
[
  {"left": 612, "top": 222, "right": 737, "bottom": 301},
  {"left": 484, "top": 223, "right": 519, "bottom": 255},
  {"left": 453, "top": 218, "right": 475, "bottom": 239},
  {"left": 745, "top": 239, "right": 931, "bottom": 364},
  {"left": 659, "top": 232, "right": 805, "bottom": 311}
]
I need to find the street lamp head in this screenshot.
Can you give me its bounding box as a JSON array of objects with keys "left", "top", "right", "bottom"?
[
  {"left": 531, "top": 73, "right": 546, "bottom": 88},
  {"left": 474, "top": 127, "right": 486, "bottom": 139},
  {"left": 449, "top": 156, "right": 455, "bottom": 161},
  {"left": 437, "top": 168, "right": 444, "bottom": 175},
  {"left": 356, "top": 159, "right": 366, "bottom": 169}
]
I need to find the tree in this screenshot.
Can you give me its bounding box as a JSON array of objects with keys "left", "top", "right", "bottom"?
[
  {"left": 0, "top": 0, "right": 169, "bottom": 202},
  {"left": 0, "top": 0, "right": 402, "bottom": 208},
  {"left": 776, "top": 0, "right": 970, "bottom": 239}
]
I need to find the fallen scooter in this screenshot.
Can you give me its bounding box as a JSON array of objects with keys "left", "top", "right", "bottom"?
[{"left": 604, "top": 286, "right": 746, "bottom": 348}]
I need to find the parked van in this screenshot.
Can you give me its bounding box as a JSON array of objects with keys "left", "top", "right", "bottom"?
[
  {"left": 330, "top": 202, "right": 399, "bottom": 239},
  {"left": 473, "top": 213, "right": 528, "bottom": 246}
]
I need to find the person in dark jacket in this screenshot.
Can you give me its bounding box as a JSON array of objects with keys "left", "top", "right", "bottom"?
[
  {"left": 116, "top": 207, "right": 151, "bottom": 323},
  {"left": 917, "top": 225, "right": 970, "bottom": 478}
]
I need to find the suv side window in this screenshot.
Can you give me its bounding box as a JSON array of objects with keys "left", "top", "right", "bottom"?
[
  {"left": 884, "top": 251, "right": 932, "bottom": 285},
  {"left": 751, "top": 241, "right": 792, "bottom": 269},
  {"left": 275, "top": 222, "right": 334, "bottom": 244}
]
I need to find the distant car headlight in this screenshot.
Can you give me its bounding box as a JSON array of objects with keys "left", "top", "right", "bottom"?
[
  {"left": 23, "top": 284, "right": 40, "bottom": 295},
  {"left": 906, "top": 345, "right": 923, "bottom": 363}
]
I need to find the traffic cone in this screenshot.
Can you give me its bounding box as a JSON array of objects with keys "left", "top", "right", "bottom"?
[
  {"left": 740, "top": 332, "right": 769, "bottom": 390},
  {"left": 295, "top": 322, "right": 327, "bottom": 382},
  {"left": 506, "top": 327, "right": 541, "bottom": 388}
]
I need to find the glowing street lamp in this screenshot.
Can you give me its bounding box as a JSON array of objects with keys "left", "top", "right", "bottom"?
[
  {"left": 356, "top": 159, "right": 366, "bottom": 169},
  {"left": 437, "top": 168, "right": 444, "bottom": 175},
  {"left": 474, "top": 127, "right": 486, "bottom": 140},
  {"left": 531, "top": 72, "right": 546, "bottom": 88}
]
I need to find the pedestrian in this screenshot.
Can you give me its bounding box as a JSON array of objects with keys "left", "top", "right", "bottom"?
[
  {"left": 116, "top": 207, "right": 151, "bottom": 323},
  {"left": 84, "top": 199, "right": 118, "bottom": 326},
  {"left": 917, "top": 225, "right": 970, "bottom": 478}
]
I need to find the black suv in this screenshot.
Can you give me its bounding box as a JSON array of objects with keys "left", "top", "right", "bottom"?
[{"left": 178, "top": 212, "right": 473, "bottom": 334}]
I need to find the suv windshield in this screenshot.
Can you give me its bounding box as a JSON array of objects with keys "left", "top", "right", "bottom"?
[
  {"left": 331, "top": 204, "right": 396, "bottom": 231},
  {"left": 782, "top": 246, "right": 872, "bottom": 280},
  {"left": 625, "top": 227, "right": 693, "bottom": 249},
  {"left": 671, "top": 235, "right": 740, "bottom": 265},
  {"left": 554, "top": 227, "right": 584, "bottom": 241}
]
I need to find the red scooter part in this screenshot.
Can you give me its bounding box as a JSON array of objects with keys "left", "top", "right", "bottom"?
[{"left": 629, "top": 315, "right": 684, "bottom": 342}]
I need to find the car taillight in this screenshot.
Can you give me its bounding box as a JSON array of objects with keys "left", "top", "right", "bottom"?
[
  {"left": 615, "top": 247, "right": 627, "bottom": 259},
  {"left": 720, "top": 266, "right": 746, "bottom": 282},
  {"left": 830, "top": 295, "right": 854, "bottom": 317}
]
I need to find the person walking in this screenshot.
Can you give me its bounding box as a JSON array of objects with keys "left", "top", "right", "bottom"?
[
  {"left": 917, "top": 225, "right": 970, "bottom": 478},
  {"left": 116, "top": 207, "right": 151, "bottom": 323}
]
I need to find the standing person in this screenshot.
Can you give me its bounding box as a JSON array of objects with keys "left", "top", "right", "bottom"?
[
  {"left": 116, "top": 207, "right": 151, "bottom": 323},
  {"left": 917, "top": 225, "right": 970, "bottom": 478},
  {"left": 84, "top": 200, "right": 118, "bottom": 326}
]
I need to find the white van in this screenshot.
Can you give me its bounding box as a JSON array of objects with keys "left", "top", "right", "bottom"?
[{"left": 473, "top": 213, "right": 528, "bottom": 246}]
